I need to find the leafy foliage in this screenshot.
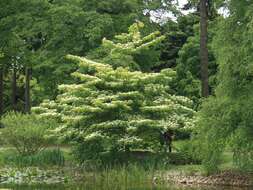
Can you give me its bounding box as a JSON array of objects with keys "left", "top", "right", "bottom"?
[
  {"left": 88, "top": 22, "right": 165, "bottom": 71},
  {"left": 1, "top": 0, "right": 252, "bottom": 175},
  {"left": 0, "top": 0, "right": 144, "bottom": 112},
  {"left": 0, "top": 112, "right": 57, "bottom": 156},
  {"left": 196, "top": 0, "right": 253, "bottom": 173},
  {"left": 157, "top": 14, "right": 199, "bottom": 71},
  {"left": 175, "top": 23, "right": 217, "bottom": 105},
  {"left": 33, "top": 55, "right": 195, "bottom": 163}
]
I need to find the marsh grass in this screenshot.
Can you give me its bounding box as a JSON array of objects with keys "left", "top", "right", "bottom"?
[
  {"left": 1, "top": 148, "right": 65, "bottom": 167},
  {"left": 79, "top": 164, "right": 164, "bottom": 190}
]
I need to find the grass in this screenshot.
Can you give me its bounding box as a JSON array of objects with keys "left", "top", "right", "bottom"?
[
  {"left": 95, "top": 165, "right": 152, "bottom": 186},
  {"left": 0, "top": 143, "right": 250, "bottom": 190},
  {"left": 172, "top": 140, "right": 188, "bottom": 150},
  {"left": 0, "top": 147, "right": 65, "bottom": 167},
  {"left": 220, "top": 152, "right": 234, "bottom": 170},
  {"left": 169, "top": 140, "right": 241, "bottom": 175},
  {"left": 166, "top": 164, "right": 205, "bottom": 175},
  {"left": 0, "top": 141, "right": 240, "bottom": 175}
]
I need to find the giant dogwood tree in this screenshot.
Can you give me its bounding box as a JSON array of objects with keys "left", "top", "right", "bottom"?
[
  {"left": 88, "top": 22, "right": 165, "bottom": 71},
  {"left": 33, "top": 54, "right": 195, "bottom": 162}
]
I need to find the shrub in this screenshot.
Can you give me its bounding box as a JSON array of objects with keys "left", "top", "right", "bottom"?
[
  {"left": 175, "top": 140, "right": 202, "bottom": 165},
  {"left": 73, "top": 134, "right": 105, "bottom": 164},
  {"left": 0, "top": 112, "right": 57, "bottom": 156},
  {"left": 165, "top": 152, "right": 199, "bottom": 165}
]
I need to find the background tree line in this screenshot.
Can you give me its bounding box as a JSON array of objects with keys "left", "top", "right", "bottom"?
[{"left": 0, "top": 0, "right": 217, "bottom": 115}]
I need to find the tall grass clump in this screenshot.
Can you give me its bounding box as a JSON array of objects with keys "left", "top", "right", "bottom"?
[
  {"left": 82, "top": 164, "right": 160, "bottom": 190},
  {"left": 3, "top": 149, "right": 65, "bottom": 167}
]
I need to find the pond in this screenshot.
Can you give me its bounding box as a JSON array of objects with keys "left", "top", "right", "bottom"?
[{"left": 0, "top": 183, "right": 251, "bottom": 190}]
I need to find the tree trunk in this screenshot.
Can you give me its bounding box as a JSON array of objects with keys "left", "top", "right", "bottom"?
[
  {"left": 200, "top": 0, "right": 209, "bottom": 97},
  {"left": 25, "top": 67, "right": 31, "bottom": 113},
  {"left": 12, "top": 67, "right": 17, "bottom": 111},
  {"left": 0, "top": 68, "right": 3, "bottom": 116}
]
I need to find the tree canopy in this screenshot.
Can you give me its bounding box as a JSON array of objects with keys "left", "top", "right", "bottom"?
[
  {"left": 197, "top": 0, "right": 253, "bottom": 172},
  {"left": 33, "top": 54, "right": 195, "bottom": 162},
  {"left": 88, "top": 22, "right": 165, "bottom": 71}
]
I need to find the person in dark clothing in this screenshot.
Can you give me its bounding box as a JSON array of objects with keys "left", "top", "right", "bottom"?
[{"left": 160, "top": 129, "right": 173, "bottom": 153}]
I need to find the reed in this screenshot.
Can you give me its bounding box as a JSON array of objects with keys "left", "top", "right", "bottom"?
[
  {"left": 79, "top": 164, "right": 167, "bottom": 190},
  {"left": 4, "top": 148, "right": 65, "bottom": 167}
]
